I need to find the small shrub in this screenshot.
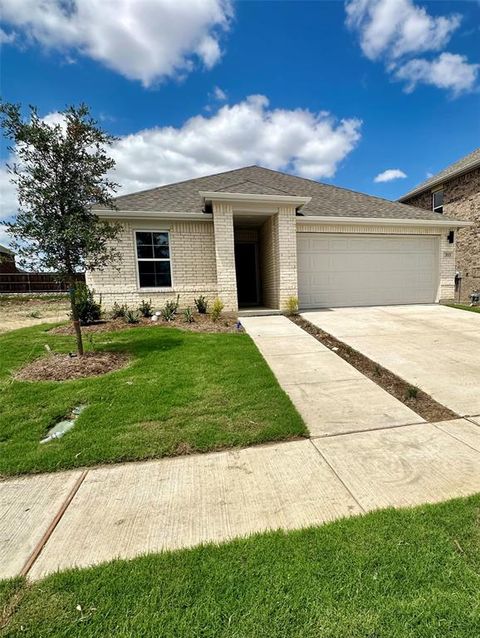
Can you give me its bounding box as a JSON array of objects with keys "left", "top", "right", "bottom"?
[
  {"left": 138, "top": 299, "right": 153, "bottom": 318},
  {"left": 161, "top": 295, "right": 180, "bottom": 322},
  {"left": 111, "top": 302, "right": 128, "bottom": 319},
  {"left": 124, "top": 309, "right": 140, "bottom": 324},
  {"left": 183, "top": 307, "right": 194, "bottom": 323},
  {"left": 286, "top": 296, "right": 299, "bottom": 316},
  {"left": 194, "top": 295, "right": 208, "bottom": 314},
  {"left": 211, "top": 298, "right": 224, "bottom": 322},
  {"left": 28, "top": 310, "right": 41, "bottom": 319},
  {"left": 71, "top": 283, "right": 102, "bottom": 325},
  {"left": 405, "top": 385, "right": 419, "bottom": 400}
]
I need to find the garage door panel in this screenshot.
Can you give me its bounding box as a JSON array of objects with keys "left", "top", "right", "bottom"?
[{"left": 297, "top": 234, "right": 439, "bottom": 308}]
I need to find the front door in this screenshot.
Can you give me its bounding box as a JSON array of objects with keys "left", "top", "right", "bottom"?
[{"left": 235, "top": 242, "right": 260, "bottom": 306}]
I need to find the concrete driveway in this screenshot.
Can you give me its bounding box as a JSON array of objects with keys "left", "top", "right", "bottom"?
[{"left": 302, "top": 305, "right": 480, "bottom": 417}]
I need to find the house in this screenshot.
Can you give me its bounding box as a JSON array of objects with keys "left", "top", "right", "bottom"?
[
  {"left": 0, "top": 244, "right": 17, "bottom": 274},
  {"left": 399, "top": 148, "right": 480, "bottom": 302},
  {"left": 88, "top": 165, "right": 471, "bottom": 312}
]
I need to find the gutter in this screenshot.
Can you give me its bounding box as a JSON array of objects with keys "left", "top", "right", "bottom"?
[{"left": 296, "top": 215, "right": 473, "bottom": 228}]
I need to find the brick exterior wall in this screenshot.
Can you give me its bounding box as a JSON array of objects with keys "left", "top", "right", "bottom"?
[
  {"left": 403, "top": 167, "right": 480, "bottom": 301},
  {"left": 296, "top": 222, "right": 456, "bottom": 302},
  {"left": 259, "top": 215, "right": 278, "bottom": 308},
  {"left": 86, "top": 218, "right": 217, "bottom": 310},
  {"left": 212, "top": 201, "right": 238, "bottom": 311}
]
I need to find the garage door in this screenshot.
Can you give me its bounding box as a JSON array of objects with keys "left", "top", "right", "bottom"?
[{"left": 297, "top": 233, "right": 439, "bottom": 308}]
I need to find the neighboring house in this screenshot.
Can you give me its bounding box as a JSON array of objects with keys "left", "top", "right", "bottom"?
[
  {"left": 400, "top": 148, "right": 480, "bottom": 302},
  {"left": 88, "top": 165, "right": 471, "bottom": 312},
  {"left": 0, "top": 244, "right": 17, "bottom": 274}
]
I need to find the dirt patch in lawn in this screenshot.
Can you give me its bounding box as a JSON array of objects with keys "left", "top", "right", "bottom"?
[
  {"left": 0, "top": 295, "right": 69, "bottom": 334},
  {"left": 16, "top": 351, "right": 129, "bottom": 381},
  {"left": 50, "top": 313, "right": 242, "bottom": 335},
  {"left": 291, "top": 315, "right": 458, "bottom": 423}
]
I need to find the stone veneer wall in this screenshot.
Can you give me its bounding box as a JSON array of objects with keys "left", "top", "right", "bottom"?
[
  {"left": 296, "top": 222, "right": 456, "bottom": 301},
  {"left": 86, "top": 218, "right": 217, "bottom": 309},
  {"left": 403, "top": 167, "right": 480, "bottom": 301}
]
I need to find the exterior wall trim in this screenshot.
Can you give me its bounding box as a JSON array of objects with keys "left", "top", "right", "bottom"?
[
  {"left": 200, "top": 191, "right": 311, "bottom": 207},
  {"left": 93, "top": 210, "right": 213, "bottom": 221},
  {"left": 399, "top": 160, "right": 480, "bottom": 201},
  {"left": 296, "top": 215, "right": 472, "bottom": 228}
]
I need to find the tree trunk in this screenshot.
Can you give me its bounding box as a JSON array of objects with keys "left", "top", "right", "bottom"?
[{"left": 69, "top": 282, "right": 84, "bottom": 356}]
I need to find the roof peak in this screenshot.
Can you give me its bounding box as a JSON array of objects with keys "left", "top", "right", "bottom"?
[{"left": 400, "top": 146, "right": 480, "bottom": 201}]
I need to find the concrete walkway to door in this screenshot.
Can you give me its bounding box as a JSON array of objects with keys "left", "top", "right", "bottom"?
[
  {"left": 302, "top": 305, "right": 480, "bottom": 417},
  {"left": 240, "top": 315, "right": 423, "bottom": 437}
]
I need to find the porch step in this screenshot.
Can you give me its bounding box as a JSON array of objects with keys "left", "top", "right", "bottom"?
[{"left": 237, "top": 308, "right": 284, "bottom": 317}]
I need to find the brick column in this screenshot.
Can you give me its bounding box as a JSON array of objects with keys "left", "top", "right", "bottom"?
[
  {"left": 277, "top": 205, "right": 298, "bottom": 309},
  {"left": 212, "top": 201, "right": 238, "bottom": 311}
]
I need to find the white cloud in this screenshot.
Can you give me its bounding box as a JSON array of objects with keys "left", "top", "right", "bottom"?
[
  {"left": 395, "top": 52, "right": 480, "bottom": 95},
  {"left": 213, "top": 86, "right": 228, "bottom": 101},
  {"left": 109, "top": 95, "right": 362, "bottom": 192},
  {"left": 0, "top": 27, "right": 15, "bottom": 44},
  {"left": 0, "top": 97, "right": 362, "bottom": 226},
  {"left": 0, "top": 0, "right": 233, "bottom": 86},
  {"left": 346, "top": 0, "right": 460, "bottom": 60},
  {"left": 346, "top": 0, "right": 478, "bottom": 95},
  {"left": 374, "top": 168, "right": 407, "bottom": 183}
]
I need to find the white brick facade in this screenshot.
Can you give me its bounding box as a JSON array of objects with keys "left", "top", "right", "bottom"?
[
  {"left": 86, "top": 218, "right": 217, "bottom": 309},
  {"left": 87, "top": 205, "right": 456, "bottom": 313}
]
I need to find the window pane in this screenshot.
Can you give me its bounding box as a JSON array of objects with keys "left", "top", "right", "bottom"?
[
  {"left": 136, "top": 232, "right": 152, "bottom": 247},
  {"left": 433, "top": 191, "right": 443, "bottom": 208},
  {"left": 154, "top": 261, "right": 172, "bottom": 287},
  {"left": 137, "top": 245, "right": 154, "bottom": 258},
  {"left": 138, "top": 261, "right": 156, "bottom": 287},
  {"left": 154, "top": 245, "right": 169, "bottom": 258},
  {"left": 153, "top": 232, "right": 169, "bottom": 247},
  {"left": 138, "top": 260, "right": 171, "bottom": 288}
]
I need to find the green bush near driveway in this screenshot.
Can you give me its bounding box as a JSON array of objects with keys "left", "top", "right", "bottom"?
[{"left": 0, "top": 324, "right": 306, "bottom": 476}]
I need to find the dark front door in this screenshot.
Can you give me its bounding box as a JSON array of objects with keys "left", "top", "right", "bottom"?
[{"left": 235, "top": 242, "right": 260, "bottom": 306}]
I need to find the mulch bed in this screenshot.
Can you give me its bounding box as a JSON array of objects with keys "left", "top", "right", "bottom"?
[
  {"left": 290, "top": 315, "right": 458, "bottom": 423},
  {"left": 16, "top": 351, "right": 129, "bottom": 382},
  {"left": 50, "top": 313, "right": 242, "bottom": 335}
]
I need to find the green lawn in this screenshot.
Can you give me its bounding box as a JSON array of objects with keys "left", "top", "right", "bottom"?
[
  {"left": 447, "top": 303, "right": 480, "bottom": 314},
  {"left": 2, "top": 495, "right": 480, "bottom": 637},
  {"left": 0, "top": 324, "right": 305, "bottom": 476}
]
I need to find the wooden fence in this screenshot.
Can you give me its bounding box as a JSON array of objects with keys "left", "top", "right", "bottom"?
[{"left": 0, "top": 272, "right": 85, "bottom": 294}]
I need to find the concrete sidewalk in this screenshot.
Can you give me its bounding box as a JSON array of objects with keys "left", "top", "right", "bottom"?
[
  {"left": 2, "top": 418, "right": 480, "bottom": 580},
  {"left": 240, "top": 315, "right": 423, "bottom": 437}
]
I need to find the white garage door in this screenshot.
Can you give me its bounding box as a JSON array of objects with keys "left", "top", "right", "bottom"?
[{"left": 297, "top": 233, "right": 439, "bottom": 308}]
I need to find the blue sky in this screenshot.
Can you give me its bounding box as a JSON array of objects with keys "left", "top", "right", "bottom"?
[{"left": 1, "top": 0, "right": 479, "bottom": 246}]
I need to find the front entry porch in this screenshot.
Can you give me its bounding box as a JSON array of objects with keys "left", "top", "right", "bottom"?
[{"left": 202, "top": 190, "right": 310, "bottom": 312}]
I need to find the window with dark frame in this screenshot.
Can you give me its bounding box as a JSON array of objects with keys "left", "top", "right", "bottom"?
[
  {"left": 135, "top": 231, "right": 172, "bottom": 288},
  {"left": 432, "top": 190, "right": 444, "bottom": 214}
]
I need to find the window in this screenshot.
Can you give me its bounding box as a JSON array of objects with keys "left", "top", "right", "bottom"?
[
  {"left": 432, "top": 190, "right": 443, "bottom": 214},
  {"left": 135, "top": 231, "right": 172, "bottom": 288}
]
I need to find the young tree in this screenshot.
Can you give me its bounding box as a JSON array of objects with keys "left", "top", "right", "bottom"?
[{"left": 0, "top": 103, "right": 121, "bottom": 355}]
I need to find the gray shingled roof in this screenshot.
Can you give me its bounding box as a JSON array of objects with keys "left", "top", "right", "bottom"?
[
  {"left": 0, "top": 244, "right": 13, "bottom": 255},
  {"left": 400, "top": 147, "right": 480, "bottom": 201},
  {"left": 104, "top": 165, "right": 458, "bottom": 221}
]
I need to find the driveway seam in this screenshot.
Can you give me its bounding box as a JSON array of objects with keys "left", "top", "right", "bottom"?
[
  {"left": 432, "top": 423, "right": 480, "bottom": 456},
  {"left": 307, "top": 439, "right": 367, "bottom": 514},
  {"left": 309, "top": 419, "right": 426, "bottom": 439},
  {"left": 19, "top": 469, "right": 89, "bottom": 577}
]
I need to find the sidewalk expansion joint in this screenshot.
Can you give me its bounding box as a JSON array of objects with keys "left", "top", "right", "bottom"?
[
  {"left": 308, "top": 439, "right": 367, "bottom": 514},
  {"left": 20, "top": 469, "right": 89, "bottom": 578}
]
